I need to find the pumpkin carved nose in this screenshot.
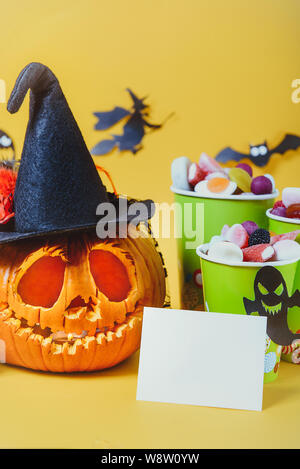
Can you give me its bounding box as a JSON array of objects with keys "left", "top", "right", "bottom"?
[{"left": 66, "top": 296, "right": 91, "bottom": 310}]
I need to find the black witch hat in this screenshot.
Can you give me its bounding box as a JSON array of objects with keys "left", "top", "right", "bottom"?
[{"left": 0, "top": 63, "right": 154, "bottom": 244}]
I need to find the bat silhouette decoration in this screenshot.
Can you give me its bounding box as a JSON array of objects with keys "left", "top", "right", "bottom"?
[
  {"left": 215, "top": 134, "right": 300, "bottom": 167},
  {"left": 91, "top": 89, "right": 167, "bottom": 155}
]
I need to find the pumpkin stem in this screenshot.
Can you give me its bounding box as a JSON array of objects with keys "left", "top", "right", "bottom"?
[{"left": 95, "top": 165, "right": 118, "bottom": 196}]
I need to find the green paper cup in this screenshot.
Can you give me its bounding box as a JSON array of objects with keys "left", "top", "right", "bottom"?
[
  {"left": 267, "top": 208, "right": 300, "bottom": 235},
  {"left": 267, "top": 208, "right": 300, "bottom": 363},
  {"left": 171, "top": 185, "right": 278, "bottom": 311},
  {"left": 196, "top": 245, "right": 300, "bottom": 383}
]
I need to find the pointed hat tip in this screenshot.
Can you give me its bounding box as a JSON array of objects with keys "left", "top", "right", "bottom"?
[{"left": 7, "top": 62, "right": 58, "bottom": 114}]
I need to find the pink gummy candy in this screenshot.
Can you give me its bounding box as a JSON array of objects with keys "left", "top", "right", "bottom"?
[
  {"left": 188, "top": 162, "right": 205, "bottom": 187},
  {"left": 221, "top": 224, "right": 230, "bottom": 238},
  {"left": 271, "top": 230, "right": 300, "bottom": 245},
  {"left": 198, "top": 152, "right": 225, "bottom": 175},
  {"left": 224, "top": 223, "right": 249, "bottom": 248},
  {"left": 242, "top": 244, "right": 274, "bottom": 262}
]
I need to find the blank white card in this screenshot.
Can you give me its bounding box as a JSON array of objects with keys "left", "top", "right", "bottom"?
[{"left": 137, "top": 308, "right": 267, "bottom": 411}]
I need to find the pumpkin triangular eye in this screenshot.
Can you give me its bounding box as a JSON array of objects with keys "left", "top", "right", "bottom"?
[
  {"left": 89, "top": 250, "right": 131, "bottom": 302},
  {"left": 18, "top": 256, "right": 66, "bottom": 308}
]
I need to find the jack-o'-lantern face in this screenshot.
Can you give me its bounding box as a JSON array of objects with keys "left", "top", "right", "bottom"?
[{"left": 0, "top": 228, "right": 166, "bottom": 372}]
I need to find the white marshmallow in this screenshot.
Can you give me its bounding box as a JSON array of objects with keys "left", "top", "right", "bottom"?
[
  {"left": 208, "top": 241, "right": 243, "bottom": 263},
  {"left": 282, "top": 187, "right": 300, "bottom": 208},
  {"left": 171, "top": 156, "right": 191, "bottom": 191},
  {"left": 273, "top": 239, "right": 300, "bottom": 261},
  {"left": 209, "top": 235, "right": 223, "bottom": 249}
]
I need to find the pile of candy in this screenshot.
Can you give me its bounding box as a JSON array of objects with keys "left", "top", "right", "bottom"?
[
  {"left": 270, "top": 187, "right": 300, "bottom": 220},
  {"left": 201, "top": 221, "right": 300, "bottom": 263},
  {"left": 171, "top": 153, "right": 276, "bottom": 197}
]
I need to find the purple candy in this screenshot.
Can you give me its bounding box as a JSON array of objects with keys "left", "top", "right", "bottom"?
[
  {"left": 271, "top": 206, "right": 287, "bottom": 218},
  {"left": 242, "top": 220, "right": 259, "bottom": 235},
  {"left": 236, "top": 163, "right": 253, "bottom": 177},
  {"left": 251, "top": 176, "right": 273, "bottom": 195}
]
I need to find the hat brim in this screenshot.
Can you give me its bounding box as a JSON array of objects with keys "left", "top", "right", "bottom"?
[{"left": 0, "top": 197, "right": 155, "bottom": 245}]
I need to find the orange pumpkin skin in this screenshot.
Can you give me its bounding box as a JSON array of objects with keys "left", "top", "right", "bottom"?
[{"left": 0, "top": 228, "right": 166, "bottom": 372}]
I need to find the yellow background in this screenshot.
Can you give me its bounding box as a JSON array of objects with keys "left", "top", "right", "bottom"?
[{"left": 0, "top": 0, "right": 300, "bottom": 448}]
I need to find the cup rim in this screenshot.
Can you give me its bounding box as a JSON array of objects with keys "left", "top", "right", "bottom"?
[
  {"left": 266, "top": 207, "right": 300, "bottom": 225},
  {"left": 196, "top": 244, "right": 300, "bottom": 267},
  {"left": 171, "top": 186, "right": 279, "bottom": 201}
]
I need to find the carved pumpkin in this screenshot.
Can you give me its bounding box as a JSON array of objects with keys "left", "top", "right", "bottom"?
[
  {"left": 0, "top": 63, "right": 167, "bottom": 372},
  {"left": 0, "top": 227, "right": 166, "bottom": 372}
]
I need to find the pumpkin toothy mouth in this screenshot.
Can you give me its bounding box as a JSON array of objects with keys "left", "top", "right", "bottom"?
[
  {"left": 0, "top": 305, "right": 142, "bottom": 344},
  {"left": 4, "top": 310, "right": 112, "bottom": 344},
  {"left": 0, "top": 303, "right": 143, "bottom": 372}
]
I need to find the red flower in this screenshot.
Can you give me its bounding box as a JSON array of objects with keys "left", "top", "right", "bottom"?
[
  {"left": 0, "top": 167, "right": 17, "bottom": 224},
  {"left": 0, "top": 194, "right": 14, "bottom": 224},
  {"left": 0, "top": 167, "right": 17, "bottom": 198}
]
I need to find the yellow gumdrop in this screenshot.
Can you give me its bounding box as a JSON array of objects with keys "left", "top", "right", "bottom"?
[{"left": 228, "top": 167, "right": 252, "bottom": 193}]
